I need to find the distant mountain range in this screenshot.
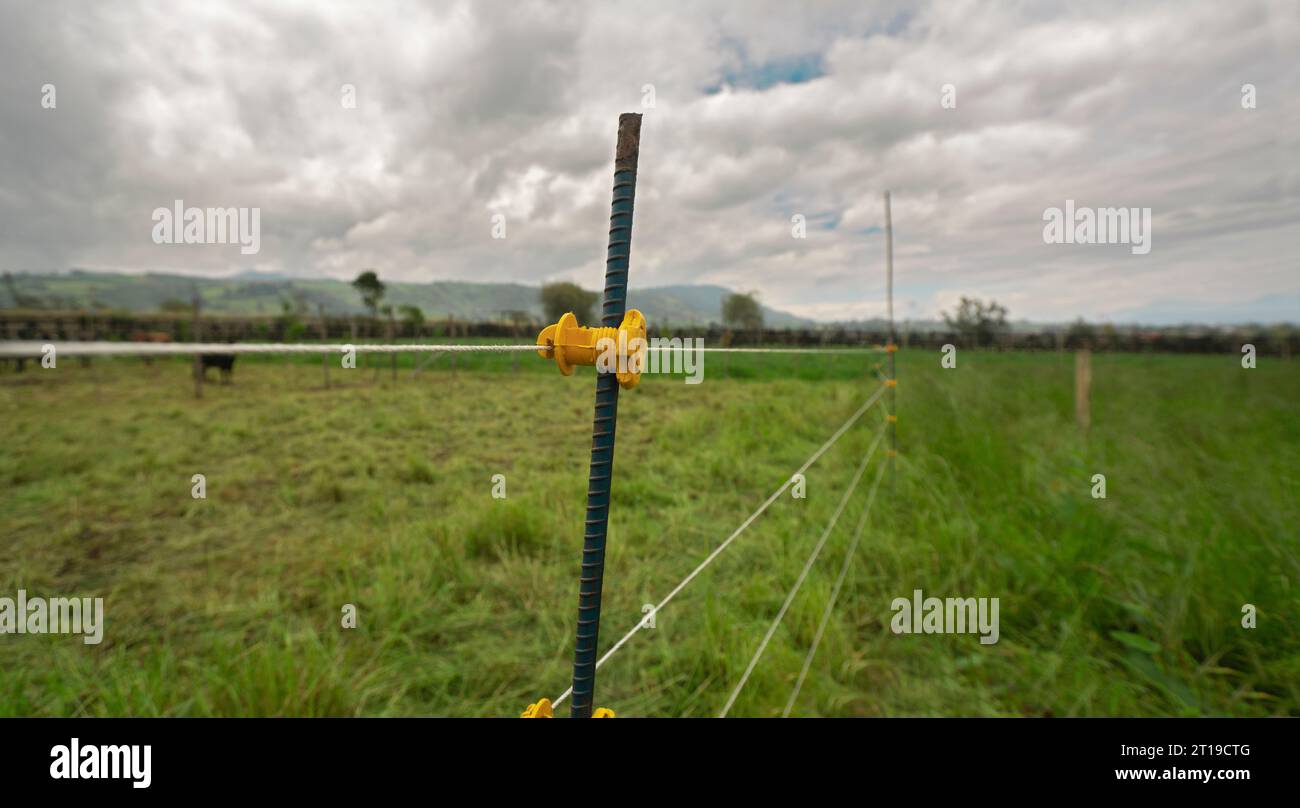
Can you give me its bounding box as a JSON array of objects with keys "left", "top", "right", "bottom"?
[
  {"left": 5, "top": 270, "right": 1292, "bottom": 329},
  {"left": 0, "top": 270, "right": 814, "bottom": 328}
]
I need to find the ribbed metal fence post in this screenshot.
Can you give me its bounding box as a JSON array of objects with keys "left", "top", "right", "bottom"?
[{"left": 570, "top": 112, "right": 642, "bottom": 718}]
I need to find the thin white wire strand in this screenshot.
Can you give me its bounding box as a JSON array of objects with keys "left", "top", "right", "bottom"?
[
  {"left": 0, "top": 340, "right": 886, "bottom": 359},
  {"left": 647, "top": 347, "right": 887, "bottom": 354},
  {"left": 781, "top": 460, "right": 889, "bottom": 717},
  {"left": 4, "top": 335, "right": 891, "bottom": 711},
  {"left": 0, "top": 341, "right": 540, "bottom": 357},
  {"left": 717, "top": 428, "right": 886, "bottom": 718},
  {"left": 551, "top": 383, "right": 889, "bottom": 709}
]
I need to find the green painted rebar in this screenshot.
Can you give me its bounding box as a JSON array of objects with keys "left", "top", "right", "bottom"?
[{"left": 569, "top": 113, "right": 642, "bottom": 718}]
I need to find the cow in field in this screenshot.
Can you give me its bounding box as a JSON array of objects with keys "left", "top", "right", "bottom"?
[
  {"left": 198, "top": 351, "right": 236, "bottom": 383},
  {"left": 130, "top": 331, "right": 172, "bottom": 366}
]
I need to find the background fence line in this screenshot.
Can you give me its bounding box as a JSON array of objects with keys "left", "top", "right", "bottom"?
[{"left": 1, "top": 309, "right": 1292, "bottom": 355}]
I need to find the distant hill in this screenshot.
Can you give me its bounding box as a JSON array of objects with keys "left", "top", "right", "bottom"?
[{"left": 0, "top": 270, "right": 813, "bottom": 328}]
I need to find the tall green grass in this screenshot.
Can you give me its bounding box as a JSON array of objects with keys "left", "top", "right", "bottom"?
[{"left": 0, "top": 348, "right": 1295, "bottom": 716}]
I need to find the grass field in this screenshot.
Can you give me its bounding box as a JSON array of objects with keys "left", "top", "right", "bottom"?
[{"left": 1, "top": 347, "right": 1297, "bottom": 717}]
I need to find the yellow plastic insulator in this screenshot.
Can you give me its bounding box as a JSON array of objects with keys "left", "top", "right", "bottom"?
[
  {"left": 886, "top": 415, "right": 897, "bottom": 423},
  {"left": 885, "top": 379, "right": 898, "bottom": 388},
  {"left": 886, "top": 449, "right": 898, "bottom": 458},
  {"left": 518, "top": 698, "right": 616, "bottom": 718},
  {"left": 885, "top": 343, "right": 899, "bottom": 353},
  {"left": 536, "top": 309, "right": 648, "bottom": 390}
]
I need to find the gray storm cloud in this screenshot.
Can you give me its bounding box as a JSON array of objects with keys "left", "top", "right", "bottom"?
[{"left": 0, "top": 0, "right": 1295, "bottom": 323}]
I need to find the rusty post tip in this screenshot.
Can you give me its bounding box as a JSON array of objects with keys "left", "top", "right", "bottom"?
[{"left": 615, "top": 113, "right": 642, "bottom": 173}]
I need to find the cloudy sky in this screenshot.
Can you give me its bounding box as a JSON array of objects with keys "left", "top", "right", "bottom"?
[{"left": 1, "top": 0, "right": 1296, "bottom": 323}]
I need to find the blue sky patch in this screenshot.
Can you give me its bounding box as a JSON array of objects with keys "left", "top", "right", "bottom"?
[{"left": 703, "top": 46, "right": 825, "bottom": 94}]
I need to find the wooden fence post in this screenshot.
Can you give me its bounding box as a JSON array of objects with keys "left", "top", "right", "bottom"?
[
  {"left": 387, "top": 310, "right": 397, "bottom": 381},
  {"left": 318, "top": 304, "right": 330, "bottom": 389},
  {"left": 1075, "top": 349, "right": 1091, "bottom": 431},
  {"left": 192, "top": 294, "right": 203, "bottom": 399}
]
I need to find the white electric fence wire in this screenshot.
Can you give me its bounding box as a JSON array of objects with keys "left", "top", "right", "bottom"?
[
  {"left": 0, "top": 341, "right": 539, "bottom": 357},
  {"left": 781, "top": 461, "right": 889, "bottom": 717},
  {"left": 551, "top": 383, "right": 889, "bottom": 709},
  {"left": 5, "top": 336, "right": 891, "bottom": 711},
  {"left": 648, "top": 347, "right": 887, "bottom": 354},
  {"left": 717, "top": 427, "right": 886, "bottom": 718},
  {"left": 0, "top": 341, "right": 887, "bottom": 359}
]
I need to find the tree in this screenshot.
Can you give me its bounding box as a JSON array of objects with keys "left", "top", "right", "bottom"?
[
  {"left": 159, "top": 298, "right": 193, "bottom": 313},
  {"left": 277, "top": 296, "right": 308, "bottom": 341},
  {"left": 722, "top": 291, "right": 764, "bottom": 331},
  {"left": 1066, "top": 317, "right": 1097, "bottom": 348},
  {"left": 540, "top": 282, "right": 599, "bottom": 324},
  {"left": 501, "top": 309, "right": 532, "bottom": 338},
  {"left": 2, "top": 272, "right": 42, "bottom": 308},
  {"left": 351, "top": 270, "right": 386, "bottom": 318},
  {"left": 942, "top": 296, "right": 1008, "bottom": 347},
  {"left": 399, "top": 304, "right": 425, "bottom": 327},
  {"left": 501, "top": 309, "right": 532, "bottom": 327}
]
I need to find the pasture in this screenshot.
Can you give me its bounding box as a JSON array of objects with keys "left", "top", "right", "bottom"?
[{"left": 1, "top": 347, "right": 1296, "bottom": 716}]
